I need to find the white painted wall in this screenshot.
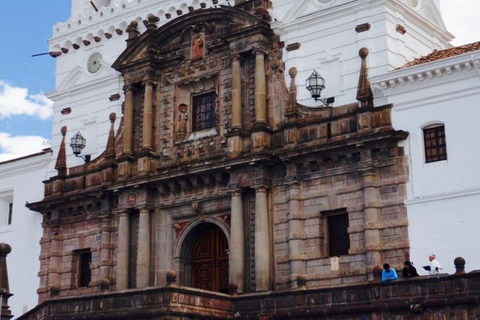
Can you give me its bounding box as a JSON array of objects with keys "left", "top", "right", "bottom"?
[
  {"left": 0, "top": 151, "right": 51, "bottom": 318},
  {"left": 371, "top": 52, "right": 480, "bottom": 274}
]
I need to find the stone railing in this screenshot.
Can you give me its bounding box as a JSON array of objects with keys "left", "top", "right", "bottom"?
[{"left": 18, "top": 259, "right": 480, "bottom": 320}]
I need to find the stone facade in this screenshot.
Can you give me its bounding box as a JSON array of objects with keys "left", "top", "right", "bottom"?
[{"left": 27, "top": 2, "right": 412, "bottom": 306}]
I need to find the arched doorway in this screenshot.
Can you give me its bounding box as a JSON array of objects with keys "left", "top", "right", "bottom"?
[{"left": 191, "top": 224, "right": 229, "bottom": 293}]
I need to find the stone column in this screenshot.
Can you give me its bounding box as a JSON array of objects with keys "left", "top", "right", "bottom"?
[
  {"left": 287, "top": 181, "right": 305, "bottom": 288},
  {"left": 229, "top": 189, "right": 244, "bottom": 292},
  {"left": 231, "top": 55, "right": 242, "bottom": 130},
  {"left": 116, "top": 212, "right": 130, "bottom": 290},
  {"left": 99, "top": 216, "right": 112, "bottom": 286},
  {"left": 142, "top": 80, "right": 154, "bottom": 150},
  {"left": 254, "top": 185, "right": 270, "bottom": 291},
  {"left": 362, "top": 169, "right": 382, "bottom": 268},
  {"left": 254, "top": 49, "right": 267, "bottom": 126},
  {"left": 136, "top": 208, "right": 151, "bottom": 288},
  {"left": 123, "top": 85, "right": 134, "bottom": 154}
]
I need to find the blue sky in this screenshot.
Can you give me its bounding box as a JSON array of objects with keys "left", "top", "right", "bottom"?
[
  {"left": 0, "top": 0, "right": 479, "bottom": 161},
  {"left": 0, "top": 1, "right": 70, "bottom": 161}
]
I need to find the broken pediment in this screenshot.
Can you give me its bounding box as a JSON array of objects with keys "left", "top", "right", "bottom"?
[{"left": 112, "top": 6, "right": 272, "bottom": 71}]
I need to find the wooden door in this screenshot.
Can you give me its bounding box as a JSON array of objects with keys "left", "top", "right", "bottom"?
[{"left": 192, "top": 225, "right": 229, "bottom": 293}]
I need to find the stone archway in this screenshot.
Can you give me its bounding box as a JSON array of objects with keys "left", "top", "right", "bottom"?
[{"left": 177, "top": 222, "right": 230, "bottom": 293}]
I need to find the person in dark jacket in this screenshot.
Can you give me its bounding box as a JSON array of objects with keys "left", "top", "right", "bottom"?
[{"left": 402, "top": 260, "right": 419, "bottom": 278}]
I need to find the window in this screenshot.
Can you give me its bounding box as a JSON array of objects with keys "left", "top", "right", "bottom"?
[
  {"left": 0, "top": 193, "right": 13, "bottom": 227},
  {"left": 325, "top": 211, "right": 350, "bottom": 257},
  {"left": 192, "top": 92, "right": 216, "bottom": 131},
  {"left": 8, "top": 203, "right": 12, "bottom": 225},
  {"left": 76, "top": 250, "right": 92, "bottom": 287},
  {"left": 423, "top": 125, "right": 447, "bottom": 163}
]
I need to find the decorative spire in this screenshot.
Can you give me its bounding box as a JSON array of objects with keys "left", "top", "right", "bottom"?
[
  {"left": 55, "top": 126, "right": 67, "bottom": 177},
  {"left": 0, "top": 243, "right": 13, "bottom": 320},
  {"left": 105, "top": 113, "right": 117, "bottom": 159},
  {"left": 356, "top": 47, "right": 374, "bottom": 108},
  {"left": 285, "top": 67, "right": 298, "bottom": 118}
]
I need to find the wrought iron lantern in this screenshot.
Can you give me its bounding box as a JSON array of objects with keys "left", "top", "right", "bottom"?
[
  {"left": 70, "top": 131, "right": 90, "bottom": 162},
  {"left": 305, "top": 70, "right": 334, "bottom": 106}
]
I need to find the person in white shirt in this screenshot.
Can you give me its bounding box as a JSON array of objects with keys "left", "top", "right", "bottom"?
[{"left": 429, "top": 254, "right": 443, "bottom": 275}]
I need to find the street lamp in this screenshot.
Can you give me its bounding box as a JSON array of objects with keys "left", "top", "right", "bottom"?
[
  {"left": 305, "top": 70, "right": 335, "bottom": 106},
  {"left": 70, "top": 131, "right": 91, "bottom": 163}
]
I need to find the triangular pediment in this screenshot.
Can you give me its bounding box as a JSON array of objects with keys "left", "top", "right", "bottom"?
[{"left": 421, "top": 0, "right": 446, "bottom": 31}]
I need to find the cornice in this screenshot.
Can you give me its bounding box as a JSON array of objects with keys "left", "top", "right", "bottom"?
[
  {"left": 371, "top": 52, "right": 480, "bottom": 97},
  {"left": 49, "top": 0, "right": 231, "bottom": 52},
  {"left": 46, "top": 73, "right": 121, "bottom": 101},
  {"left": 0, "top": 154, "right": 51, "bottom": 179}
]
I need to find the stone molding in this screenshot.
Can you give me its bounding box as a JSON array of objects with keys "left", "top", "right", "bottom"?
[{"left": 371, "top": 54, "right": 480, "bottom": 97}]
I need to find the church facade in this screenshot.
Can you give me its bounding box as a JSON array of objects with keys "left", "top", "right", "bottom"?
[{"left": 10, "top": 0, "right": 480, "bottom": 319}]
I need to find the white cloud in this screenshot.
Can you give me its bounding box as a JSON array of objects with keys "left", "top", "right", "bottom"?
[
  {"left": 0, "top": 132, "right": 50, "bottom": 162},
  {"left": 0, "top": 80, "right": 53, "bottom": 120}
]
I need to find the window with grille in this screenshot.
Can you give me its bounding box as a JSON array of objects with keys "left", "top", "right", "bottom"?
[
  {"left": 326, "top": 212, "right": 350, "bottom": 257},
  {"left": 192, "top": 92, "right": 216, "bottom": 131},
  {"left": 76, "top": 250, "right": 92, "bottom": 287},
  {"left": 423, "top": 125, "right": 447, "bottom": 163}
]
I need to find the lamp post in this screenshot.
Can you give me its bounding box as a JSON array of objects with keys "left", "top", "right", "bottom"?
[
  {"left": 70, "top": 131, "right": 91, "bottom": 163},
  {"left": 305, "top": 70, "right": 334, "bottom": 107}
]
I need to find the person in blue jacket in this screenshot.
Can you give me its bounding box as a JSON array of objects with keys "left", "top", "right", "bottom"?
[{"left": 382, "top": 263, "right": 398, "bottom": 282}]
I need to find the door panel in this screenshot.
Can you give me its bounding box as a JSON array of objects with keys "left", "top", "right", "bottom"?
[{"left": 192, "top": 225, "right": 229, "bottom": 293}]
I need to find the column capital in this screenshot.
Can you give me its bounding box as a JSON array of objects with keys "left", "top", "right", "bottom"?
[
  {"left": 123, "top": 84, "right": 134, "bottom": 93},
  {"left": 253, "top": 185, "right": 269, "bottom": 192},
  {"left": 252, "top": 47, "right": 269, "bottom": 56},
  {"left": 231, "top": 53, "right": 243, "bottom": 61},
  {"left": 142, "top": 79, "right": 156, "bottom": 87},
  {"left": 139, "top": 207, "right": 152, "bottom": 214}
]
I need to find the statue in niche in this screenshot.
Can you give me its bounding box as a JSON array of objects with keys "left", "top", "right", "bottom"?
[
  {"left": 192, "top": 34, "right": 204, "bottom": 60},
  {"left": 177, "top": 103, "right": 188, "bottom": 140}
]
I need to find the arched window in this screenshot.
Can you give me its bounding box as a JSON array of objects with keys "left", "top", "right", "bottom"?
[{"left": 423, "top": 124, "right": 447, "bottom": 163}]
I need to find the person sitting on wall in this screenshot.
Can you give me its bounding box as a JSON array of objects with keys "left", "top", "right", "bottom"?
[
  {"left": 402, "top": 260, "right": 419, "bottom": 278},
  {"left": 382, "top": 263, "right": 398, "bottom": 282}
]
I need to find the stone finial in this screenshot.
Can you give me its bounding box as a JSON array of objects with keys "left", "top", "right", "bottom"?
[
  {"left": 0, "top": 243, "right": 13, "bottom": 320},
  {"left": 55, "top": 126, "right": 67, "bottom": 177},
  {"left": 105, "top": 113, "right": 117, "bottom": 159},
  {"left": 126, "top": 20, "right": 140, "bottom": 44},
  {"left": 146, "top": 14, "right": 158, "bottom": 30},
  {"left": 296, "top": 275, "right": 307, "bottom": 289},
  {"left": 285, "top": 67, "right": 298, "bottom": 117},
  {"left": 228, "top": 283, "right": 238, "bottom": 296},
  {"left": 356, "top": 47, "right": 374, "bottom": 108},
  {"left": 166, "top": 270, "right": 177, "bottom": 287},
  {"left": 99, "top": 278, "right": 110, "bottom": 291},
  {"left": 372, "top": 265, "right": 383, "bottom": 283},
  {"left": 454, "top": 257, "right": 466, "bottom": 275}
]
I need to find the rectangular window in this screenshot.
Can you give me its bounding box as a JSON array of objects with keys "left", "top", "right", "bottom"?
[
  {"left": 326, "top": 212, "right": 350, "bottom": 257},
  {"left": 192, "top": 92, "right": 216, "bottom": 131},
  {"left": 8, "top": 203, "right": 12, "bottom": 225},
  {"left": 0, "top": 193, "right": 13, "bottom": 227},
  {"left": 77, "top": 250, "right": 92, "bottom": 287},
  {"left": 424, "top": 125, "right": 447, "bottom": 163}
]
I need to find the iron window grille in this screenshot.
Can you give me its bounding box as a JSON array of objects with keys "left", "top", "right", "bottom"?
[
  {"left": 192, "top": 92, "right": 216, "bottom": 132},
  {"left": 424, "top": 125, "right": 447, "bottom": 163},
  {"left": 327, "top": 212, "right": 350, "bottom": 257}
]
